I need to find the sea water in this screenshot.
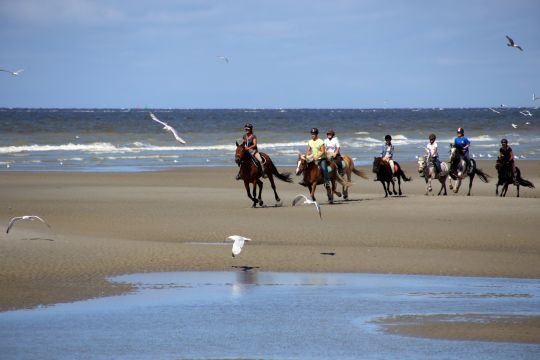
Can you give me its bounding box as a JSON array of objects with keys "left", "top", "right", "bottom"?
[
  {"left": 0, "top": 272, "right": 539, "bottom": 359},
  {"left": 1, "top": 108, "right": 538, "bottom": 171}
]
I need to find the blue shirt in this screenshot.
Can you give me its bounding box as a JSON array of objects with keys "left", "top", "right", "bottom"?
[
  {"left": 381, "top": 144, "right": 394, "bottom": 159},
  {"left": 454, "top": 136, "right": 470, "bottom": 153}
]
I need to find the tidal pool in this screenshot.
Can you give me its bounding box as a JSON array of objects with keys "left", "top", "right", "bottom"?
[{"left": 1, "top": 272, "right": 539, "bottom": 359}]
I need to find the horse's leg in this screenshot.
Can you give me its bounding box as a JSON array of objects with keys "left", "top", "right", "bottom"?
[
  {"left": 310, "top": 183, "right": 317, "bottom": 202},
  {"left": 516, "top": 183, "right": 520, "bottom": 197},
  {"left": 397, "top": 176, "right": 402, "bottom": 196},
  {"left": 343, "top": 170, "right": 350, "bottom": 200},
  {"left": 257, "top": 179, "right": 264, "bottom": 206},
  {"left": 244, "top": 179, "right": 257, "bottom": 207},
  {"left": 267, "top": 172, "right": 280, "bottom": 203},
  {"left": 381, "top": 180, "right": 389, "bottom": 197},
  {"left": 496, "top": 182, "right": 500, "bottom": 196},
  {"left": 467, "top": 173, "right": 474, "bottom": 196}
]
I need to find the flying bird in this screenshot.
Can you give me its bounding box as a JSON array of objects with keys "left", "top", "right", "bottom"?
[
  {"left": 292, "top": 194, "right": 322, "bottom": 219},
  {"left": 0, "top": 68, "right": 24, "bottom": 76},
  {"left": 217, "top": 56, "right": 229, "bottom": 63},
  {"left": 511, "top": 123, "right": 518, "bottom": 129},
  {"left": 149, "top": 112, "right": 186, "bottom": 144},
  {"left": 506, "top": 35, "right": 523, "bottom": 51},
  {"left": 520, "top": 110, "right": 533, "bottom": 117},
  {"left": 488, "top": 108, "right": 501, "bottom": 114},
  {"left": 226, "top": 235, "right": 251, "bottom": 257},
  {"left": 6, "top": 215, "right": 51, "bottom": 234}
]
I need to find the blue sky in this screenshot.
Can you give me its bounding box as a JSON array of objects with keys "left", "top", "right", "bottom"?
[{"left": 0, "top": 0, "right": 538, "bottom": 108}]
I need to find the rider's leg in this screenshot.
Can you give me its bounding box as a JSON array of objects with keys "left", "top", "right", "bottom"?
[
  {"left": 319, "top": 159, "right": 330, "bottom": 187},
  {"left": 434, "top": 156, "right": 441, "bottom": 175},
  {"left": 464, "top": 152, "right": 472, "bottom": 173},
  {"left": 389, "top": 159, "right": 395, "bottom": 178},
  {"left": 335, "top": 155, "right": 344, "bottom": 176},
  {"left": 253, "top": 152, "right": 266, "bottom": 177}
]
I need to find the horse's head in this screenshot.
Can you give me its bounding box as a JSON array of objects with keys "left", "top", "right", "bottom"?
[
  {"left": 417, "top": 156, "right": 427, "bottom": 173},
  {"left": 235, "top": 141, "right": 247, "bottom": 165},
  {"left": 372, "top": 157, "right": 382, "bottom": 173},
  {"left": 295, "top": 154, "right": 307, "bottom": 176}
]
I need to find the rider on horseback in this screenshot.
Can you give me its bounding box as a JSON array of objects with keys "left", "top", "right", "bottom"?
[
  {"left": 425, "top": 133, "right": 441, "bottom": 176},
  {"left": 499, "top": 138, "right": 518, "bottom": 185},
  {"left": 236, "top": 123, "right": 265, "bottom": 180},
  {"left": 453, "top": 127, "right": 471, "bottom": 175},
  {"left": 378, "top": 134, "right": 395, "bottom": 180},
  {"left": 304, "top": 127, "right": 330, "bottom": 188},
  {"left": 324, "top": 129, "right": 344, "bottom": 176}
]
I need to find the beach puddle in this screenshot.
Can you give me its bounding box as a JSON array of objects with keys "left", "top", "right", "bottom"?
[{"left": 1, "top": 272, "right": 539, "bottom": 359}]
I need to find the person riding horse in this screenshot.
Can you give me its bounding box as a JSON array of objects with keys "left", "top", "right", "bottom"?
[
  {"left": 424, "top": 133, "right": 441, "bottom": 176},
  {"left": 452, "top": 127, "right": 471, "bottom": 176},
  {"left": 301, "top": 128, "right": 330, "bottom": 188},
  {"left": 235, "top": 123, "right": 265, "bottom": 180},
  {"left": 375, "top": 135, "right": 395, "bottom": 181},
  {"left": 498, "top": 138, "right": 518, "bottom": 185},
  {"left": 324, "top": 129, "right": 344, "bottom": 176}
]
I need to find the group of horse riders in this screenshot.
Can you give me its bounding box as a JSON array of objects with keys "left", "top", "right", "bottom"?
[{"left": 236, "top": 123, "right": 520, "bottom": 186}]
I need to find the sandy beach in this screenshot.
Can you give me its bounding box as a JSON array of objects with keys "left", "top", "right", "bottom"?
[{"left": 1, "top": 160, "right": 539, "bottom": 343}]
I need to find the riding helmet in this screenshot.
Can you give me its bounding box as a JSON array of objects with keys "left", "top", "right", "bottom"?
[
  {"left": 384, "top": 134, "right": 392, "bottom": 141},
  {"left": 457, "top": 127, "right": 464, "bottom": 135},
  {"left": 326, "top": 129, "right": 335, "bottom": 136},
  {"left": 429, "top": 133, "right": 436, "bottom": 141},
  {"left": 244, "top": 123, "right": 253, "bottom": 130},
  {"left": 310, "top": 127, "right": 319, "bottom": 135},
  {"left": 501, "top": 138, "right": 508, "bottom": 144}
]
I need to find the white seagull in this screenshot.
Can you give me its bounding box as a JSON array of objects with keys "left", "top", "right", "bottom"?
[
  {"left": 0, "top": 68, "right": 24, "bottom": 76},
  {"left": 292, "top": 194, "right": 322, "bottom": 219},
  {"left": 149, "top": 112, "right": 186, "bottom": 144},
  {"left": 6, "top": 215, "right": 51, "bottom": 234},
  {"left": 226, "top": 235, "right": 251, "bottom": 257},
  {"left": 520, "top": 110, "right": 533, "bottom": 117},
  {"left": 506, "top": 35, "right": 523, "bottom": 51},
  {"left": 488, "top": 108, "right": 501, "bottom": 114},
  {"left": 511, "top": 123, "right": 518, "bottom": 128},
  {"left": 217, "top": 56, "right": 229, "bottom": 63}
]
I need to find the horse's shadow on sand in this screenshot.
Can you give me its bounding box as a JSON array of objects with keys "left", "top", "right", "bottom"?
[
  {"left": 20, "top": 237, "right": 55, "bottom": 242},
  {"left": 232, "top": 265, "right": 260, "bottom": 272}
]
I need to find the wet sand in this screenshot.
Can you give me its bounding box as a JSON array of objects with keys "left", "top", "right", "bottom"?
[{"left": 1, "top": 160, "right": 539, "bottom": 342}]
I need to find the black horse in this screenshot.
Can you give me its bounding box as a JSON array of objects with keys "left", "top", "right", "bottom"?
[
  {"left": 449, "top": 145, "right": 489, "bottom": 196},
  {"left": 372, "top": 157, "right": 411, "bottom": 197},
  {"left": 495, "top": 158, "right": 534, "bottom": 197}
]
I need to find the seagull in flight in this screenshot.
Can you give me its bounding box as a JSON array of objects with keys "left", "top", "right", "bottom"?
[
  {"left": 226, "top": 235, "right": 251, "bottom": 257},
  {"left": 292, "top": 194, "right": 322, "bottom": 219},
  {"left": 506, "top": 35, "right": 523, "bottom": 51},
  {"left": 217, "top": 56, "right": 229, "bottom": 63},
  {"left": 488, "top": 108, "right": 501, "bottom": 114},
  {"left": 6, "top": 215, "right": 51, "bottom": 234},
  {"left": 149, "top": 112, "right": 186, "bottom": 144},
  {"left": 511, "top": 123, "right": 518, "bottom": 129},
  {"left": 520, "top": 110, "right": 533, "bottom": 117},
  {"left": 0, "top": 68, "right": 24, "bottom": 76}
]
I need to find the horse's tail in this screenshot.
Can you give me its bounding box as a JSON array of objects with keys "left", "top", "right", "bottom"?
[
  {"left": 518, "top": 176, "right": 535, "bottom": 189},
  {"left": 397, "top": 166, "right": 412, "bottom": 182},
  {"left": 474, "top": 168, "right": 490, "bottom": 183},
  {"left": 352, "top": 167, "right": 369, "bottom": 180},
  {"left": 267, "top": 158, "right": 293, "bottom": 183}
]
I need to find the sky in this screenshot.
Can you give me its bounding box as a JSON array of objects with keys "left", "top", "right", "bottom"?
[{"left": 0, "top": 0, "right": 539, "bottom": 108}]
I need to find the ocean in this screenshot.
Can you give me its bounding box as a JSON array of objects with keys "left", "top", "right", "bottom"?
[{"left": 1, "top": 108, "right": 538, "bottom": 172}]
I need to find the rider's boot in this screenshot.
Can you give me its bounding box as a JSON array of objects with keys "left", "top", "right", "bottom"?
[{"left": 235, "top": 170, "right": 241, "bottom": 180}]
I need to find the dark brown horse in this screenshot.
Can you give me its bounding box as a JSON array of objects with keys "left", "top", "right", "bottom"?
[
  {"left": 295, "top": 154, "right": 350, "bottom": 203},
  {"left": 372, "top": 157, "right": 411, "bottom": 197},
  {"left": 495, "top": 158, "right": 534, "bottom": 197},
  {"left": 330, "top": 154, "right": 368, "bottom": 200},
  {"left": 235, "top": 143, "right": 292, "bottom": 207}
]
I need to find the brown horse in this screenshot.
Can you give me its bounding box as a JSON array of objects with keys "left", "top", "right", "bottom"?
[
  {"left": 329, "top": 154, "right": 368, "bottom": 200},
  {"left": 495, "top": 158, "right": 534, "bottom": 197},
  {"left": 235, "top": 143, "right": 292, "bottom": 207},
  {"left": 372, "top": 157, "right": 411, "bottom": 197},
  {"left": 295, "top": 154, "right": 350, "bottom": 203}
]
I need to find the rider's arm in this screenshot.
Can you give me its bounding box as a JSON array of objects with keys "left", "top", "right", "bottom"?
[
  {"left": 306, "top": 144, "right": 312, "bottom": 156},
  {"left": 509, "top": 149, "right": 514, "bottom": 161},
  {"left": 318, "top": 144, "right": 326, "bottom": 160}
]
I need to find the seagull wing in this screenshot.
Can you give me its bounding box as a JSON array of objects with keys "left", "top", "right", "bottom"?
[
  {"left": 13, "top": 69, "right": 24, "bottom": 75},
  {"left": 292, "top": 194, "right": 309, "bottom": 206},
  {"left": 506, "top": 35, "right": 514, "bottom": 46},
  {"left": 0, "top": 69, "right": 11, "bottom": 74},
  {"left": 149, "top": 112, "right": 168, "bottom": 127},
  {"left": 6, "top": 217, "right": 23, "bottom": 234},
  {"left": 227, "top": 235, "right": 251, "bottom": 242},
  {"left": 314, "top": 202, "right": 322, "bottom": 219},
  {"left": 516, "top": 45, "right": 523, "bottom": 51},
  {"left": 168, "top": 125, "right": 187, "bottom": 144},
  {"left": 29, "top": 216, "right": 51, "bottom": 228}
]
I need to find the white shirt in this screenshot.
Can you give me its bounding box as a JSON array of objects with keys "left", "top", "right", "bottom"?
[
  {"left": 426, "top": 141, "right": 438, "bottom": 157},
  {"left": 324, "top": 137, "right": 340, "bottom": 156}
]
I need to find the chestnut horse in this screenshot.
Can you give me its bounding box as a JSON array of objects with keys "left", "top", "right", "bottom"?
[
  {"left": 329, "top": 154, "right": 368, "bottom": 200},
  {"left": 372, "top": 157, "right": 411, "bottom": 197},
  {"left": 495, "top": 158, "right": 534, "bottom": 197},
  {"left": 295, "top": 154, "right": 350, "bottom": 203},
  {"left": 235, "top": 143, "right": 292, "bottom": 207}
]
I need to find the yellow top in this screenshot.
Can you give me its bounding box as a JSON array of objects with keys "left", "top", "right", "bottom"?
[{"left": 308, "top": 138, "right": 325, "bottom": 159}]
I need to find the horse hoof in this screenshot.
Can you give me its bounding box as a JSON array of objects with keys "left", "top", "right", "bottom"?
[
  {"left": 336, "top": 192, "right": 342, "bottom": 197},
  {"left": 343, "top": 196, "right": 348, "bottom": 200},
  {"left": 259, "top": 200, "right": 264, "bottom": 206}
]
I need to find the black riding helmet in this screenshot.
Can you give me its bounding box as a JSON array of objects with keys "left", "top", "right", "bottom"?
[
  {"left": 310, "top": 128, "right": 319, "bottom": 135},
  {"left": 501, "top": 138, "right": 508, "bottom": 144},
  {"left": 384, "top": 134, "right": 392, "bottom": 141},
  {"left": 429, "top": 133, "right": 436, "bottom": 141},
  {"left": 457, "top": 127, "right": 464, "bottom": 135},
  {"left": 244, "top": 123, "right": 253, "bottom": 131}
]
